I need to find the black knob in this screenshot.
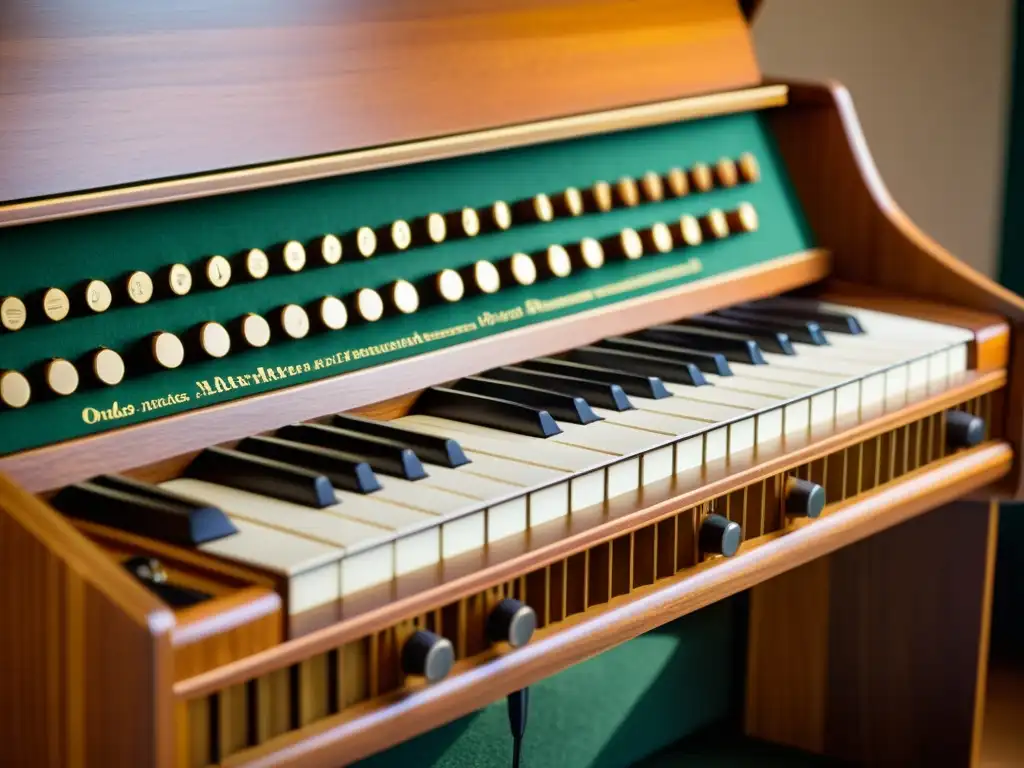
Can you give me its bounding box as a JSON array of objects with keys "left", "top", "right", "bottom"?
[
  {"left": 946, "top": 410, "right": 985, "bottom": 449},
  {"left": 785, "top": 478, "right": 826, "bottom": 519},
  {"left": 402, "top": 630, "right": 454, "bottom": 683},
  {"left": 699, "top": 513, "right": 742, "bottom": 557},
  {"left": 487, "top": 598, "right": 537, "bottom": 648}
]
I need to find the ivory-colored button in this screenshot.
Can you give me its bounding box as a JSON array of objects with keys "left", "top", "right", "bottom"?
[
  {"left": 280, "top": 305, "right": 311, "bottom": 340},
  {"left": 166, "top": 264, "right": 193, "bottom": 296},
  {"left": 45, "top": 358, "right": 79, "bottom": 396},
  {"left": 390, "top": 280, "right": 421, "bottom": 314},
  {"left": 126, "top": 271, "right": 154, "bottom": 305},
  {"left": 726, "top": 203, "right": 759, "bottom": 234},
  {"left": 541, "top": 245, "right": 572, "bottom": 277},
  {"left": 738, "top": 152, "right": 761, "bottom": 183},
  {"left": 423, "top": 213, "right": 447, "bottom": 245},
  {"left": 665, "top": 168, "right": 689, "bottom": 198},
  {"left": 506, "top": 253, "right": 537, "bottom": 287},
  {"left": 605, "top": 229, "right": 643, "bottom": 260},
  {"left": 0, "top": 370, "right": 31, "bottom": 409},
  {"left": 467, "top": 261, "right": 501, "bottom": 294},
  {"left": 244, "top": 249, "right": 270, "bottom": 280},
  {"left": 554, "top": 187, "right": 585, "bottom": 217},
  {"left": 198, "top": 321, "right": 231, "bottom": 359},
  {"left": 701, "top": 209, "right": 729, "bottom": 240},
  {"left": 0, "top": 296, "right": 26, "bottom": 331},
  {"left": 690, "top": 163, "right": 714, "bottom": 193},
  {"left": 390, "top": 220, "right": 412, "bottom": 251},
  {"left": 239, "top": 313, "right": 272, "bottom": 348},
  {"left": 355, "top": 226, "right": 377, "bottom": 258},
  {"left": 91, "top": 348, "right": 125, "bottom": 387},
  {"left": 205, "top": 255, "right": 232, "bottom": 289},
  {"left": 577, "top": 238, "right": 605, "bottom": 269},
  {"left": 152, "top": 332, "right": 185, "bottom": 369},
  {"left": 587, "top": 181, "right": 614, "bottom": 213},
  {"left": 314, "top": 296, "right": 348, "bottom": 330},
  {"left": 42, "top": 288, "right": 70, "bottom": 322},
  {"left": 641, "top": 171, "right": 665, "bottom": 202},
  {"left": 313, "top": 234, "right": 343, "bottom": 265},
  {"left": 489, "top": 201, "right": 512, "bottom": 231},
  {"left": 83, "top": 280, "right": 112, "bottom": 314},
  {"left": 455, "top": 207, "right": 481, "bottom": 238},
  {"left": 435, "top": 269, "right": 466, "bottom": 303},
  {"left": 515, "top": 194, "right": 554, "bottom": 224},
  {"left": 677, "top": 215, "right": 704, "bottom": 247},
  {"left": 714, "top": 158, "right": 739, "bottom": 188},
  {"left": 281, "top": 241, "right": 307, "bottom": 272},
  {"left": 642, "top": 222, "right": 674, "bottom": 254},
  {"left": 614, "top": 177, "right": 640, "bottom": 208},
  {"left": 354, "top": 288, "right": 385, "bottom": 322}
]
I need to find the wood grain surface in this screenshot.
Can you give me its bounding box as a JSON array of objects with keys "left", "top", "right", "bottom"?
[{"left": 0, "top": 0, "right": 759, "bottom": 203}]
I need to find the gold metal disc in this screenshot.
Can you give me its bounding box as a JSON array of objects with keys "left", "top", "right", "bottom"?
[
  {"left": 280, "top": 304, "right": 311, "bottom": 339},
  {"left": 621, "top": 229, "right": 644, "bottom": 260},
  {"left": 318, "top": 234, "right": 343, "bottom": 265},
  {"left": 579, "top": 238, "right": 605, "bottom": 269},
  {"left": 426, "top": 213, "right": 447, "bottom": 244},
  {"left": 650, "top": 222, "right": 674, "bottom": 254},
  {"left": 546, "top": 245, "right": 572, "bottom": 277},
  {"left": 703, "top": 209, "right": 729, "bottom": 239},
  {"left": 46, "top": 358, "right": 79, "bottom": 396},
  {"left": 472, "top": 261, "right": 501, "bottom": 294},
  {"left": 460, "top": 208, "right": 480, "bottom": 237},
  {"left": 508, "top": 253, "right": 537, "bottom": 286},
  {"left": 167, "top": 264, "right": 193, "bottom": 296},
  {"left": 391, "top": 280, "right": 420, "bottom": 314},
  {"left": 42, "top": 288, "right": 70, "bottom": 322},
  {"left": 244, "top": 248, "right": 270, "bottom": 280},
  {"left": 0, "top": 370, "right": 31, "bottom": 409},
  {"left": 436, "top": 269, "right": 465, "bottom": 303},
  {"left": 126, "top": 271, "right": 154, "bottom": 305},
  {"left": 390, "top": 220, "right": 412, "bottom": 251},
  {"left": 240, "top": 313, "right": 272, "bottom": 348},
  {"left": 690, "top": 163, "right": 714, "bottom": 193},
  {"left": 356, "top": 226, "right": 377, "bottom": 258},
  {"left": 199, "top": 321, "right": 232, "bottom": 359},
  {"left": 491, "top": 201, "right": 512, "bottom": 231},
  {"left": 92, "top": 348, "right": 125, "bottom": 387},
  {"left": 715, "top": 158, "right": 739, "bottom": 188},
  {"left": 665, "top": 168, "right": 689, "bottom": 198},
  {"left": 205, "top": 255, "right": 232, "bottom": 288},
  {"left": 355, "top": 288, "right": 385, "bottom": 323},
  {"left": 282, "top": 241, "right": 307, "bottom": 272},
  {"left": 678, "top": 215, "right": 703, "bottom": 247},
  {"left": 738, "top": 152, "right": 761, "bottom": 183},
  {"left": 83, "top": 280, "right": 112, "bottom": 313},
  {"left": 591, "top": 181, "right": 613, "bottom": 213},
  {"left": 152, "top": 332, "right": 185, "bottom": 369},
  {"left": 641, "top": 171, "right": 664, "bottom": 202},
  {"left": 0, "top": 296, "right": 26, "bottom": 332}
]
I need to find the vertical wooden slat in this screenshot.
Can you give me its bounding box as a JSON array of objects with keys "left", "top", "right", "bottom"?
[
  {"left": 611, "top": 535, "right": 632, "bottom": 597},
  {"left": 566, "top": 552, "right": 587, "bottom": 616},
  {"left": 297, "top": 654, "right": 329, "bottom": 727},
  {"left": 255, "top": 669, "right": 290, "bottom": 744},
  {"left": 525, "top": 569, "right": 548, "bottom": 628},
  {"left": 339, "top": 640, "right": 368, "bottom": 709},
  {"left": 217, "top": 683, "right": 249, "bottom": 760},
  {"left": 677, "top": 508, "right": 697, "bottom": 568},
  {"left": 548, "top": 560, "right": 565, "bottom": 623},
  {"left": 655, "top": 517, "right": 677, "bottom": 579},
  {"left": 633, "top": 524, "right": 657, "bottom": 588},
  {"left": 587, "top": 544, "right": 611, "bottom": 606}
]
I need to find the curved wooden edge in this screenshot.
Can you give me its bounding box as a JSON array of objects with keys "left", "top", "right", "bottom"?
[
  {"left": 216, "top": 442, "right": 1013, "bottom": 768},
  {"left": 0, "top": 248, "right": 829, "bottom": 493},
  {"left": 768, "top": 77, "right": 1024, "bottom": 498}
]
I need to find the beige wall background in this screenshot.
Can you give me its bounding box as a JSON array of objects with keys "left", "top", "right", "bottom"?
[{"left": 752, "top": 0, "right": 1014, "bottom": 277}]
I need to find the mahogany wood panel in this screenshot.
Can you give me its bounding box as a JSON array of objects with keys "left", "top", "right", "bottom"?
[
  {"left": 204, "top": 442, "right": 1012, "bottom": 767},
  {"left": 0, "top": 0, "right": 760, "bottom": 203},
  {"left": 0, "top": 473, "right": 176, "bottom": 768},
  {"left": 746, "top": 501, "right": 999, "bottom": 765},
  {"left": 769, "top": 80, "right": 1024, "bottom": 495},
  {"left": 0, "top": 249, "right": 829, "bottom": 493}
]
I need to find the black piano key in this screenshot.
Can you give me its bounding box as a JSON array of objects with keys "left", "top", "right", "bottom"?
[
  {"left": 519, "top": 357, "right": 671, "bottom": 399},
  {"left": 597, "top": 336, "right": 733, "bottom": 376},
  {"left": 236, "top": 436, "right": 381, "bottom": 494},
  {"left": 51, "top": 481, "right": 237, "bottom": 547},
  {"left": 674, "top": 314, "right": 795, "bottom": 355},
  {"left": 561, "top": 346, "right": 708, "bottom": 387},
  {"left": 412, "top": 386, "right": 562, "bottom": 438},
  {"left": 184, "top": 447, "right": 337, "bottom": 508},
  {"left": 277, "top": 423, "right": 427, "bottom": 480},
  {"left": 452, "top": 376, "right": 602, "bottom": 425},
  {"left": 485, "top": 366, "right": 635, "bottom": 411},
  {"left": 331, "top": 413, "right": 470, "bottom": 468},
  {"left": 713, "top": 307, "right": 829, "bottom": 345},
  {"left": 740, "top": 298, "right": 864, "bottom": 334},
  {"left": 632, "top": 325, "right": 766, "bottom": 365}
]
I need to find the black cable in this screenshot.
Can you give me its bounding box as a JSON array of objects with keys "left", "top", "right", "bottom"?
[{"left": 507, "top": 687, "right": 529, "bottom": 768}]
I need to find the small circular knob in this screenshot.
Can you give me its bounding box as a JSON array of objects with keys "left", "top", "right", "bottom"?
[
  {"left": 413, "top": 212, "right": 447, "bottom": 246},
  {"left": 278, "top": 240, "right": 307, "bottom": 273},
  {"left": 640, "top": 222, "right": 674, "bottom": 255},
  {"left": 239, "top": 313, "right": 272, "bottom": 348},
  {"left": 503, "top": 253, "right": 538, "bottom": 287},
  {"left": 433, "top": 269, "right": 466, "bottom": 303},
  {"left": 42, "top": 287, "right": 70, "bottom": 322},
  {"left": 402, "top": 630, "right": 454, "bottom": 683},
  {"left": 82, "top": 279, "right": 112, "bottom": 314},
  {"left": 690, "top": 163, "right": 714, "bottom": 193},
  {"left": 714, "top": 157, "right": 739, "bottom": 188},
  {"left": 946, "top": 410, "right": 985, "bottom": 448},
  {"left": 279, "top": 304, "right": 311, "bottom": 340},
  {"left": 353, "top": 288, "right": 385, "bottom": 322},
  {"left": 44, "top": 358, "right": 80, "bottom": 397},
  {"left": 90, "top": 348, "right": 125, "bottom": 387},
  {"left": 700, "top": 209, "right": 729, "bottom": 240},
  {"left": 242, "top": 248, "right": 270, "bottom": 280},
  {"left": 587, "top": 181, "right": 614, "bottom": 213},
  {"left": 487, "top": 201, "right": 513, "bottom": 232},
  {"left": 785, "top": 477, "right": 826, "bottom": 519},
  {"left": 640, "top": 171, "right": 665, "bottom": 203},
  {"left": 0, "top": 296, "right": 27, "bottom": 332},
  {"left": 487, "top": 598, "right": 537, "bottom": 648},
  {"left": 538, "top": 245, "right": 572, "bottom": 278},
  {"left": 0, "top": 370, "right": 31, "bottom": 409},
  {"left": 447, "top": 207, "right": 481, "bottom": 238},
  {"left": 123, "top": 555, "right": 168, "bottom": 585},
  {"left": 726, "top": 203, "right": 759, "bottom": 234},
  {"left": 151, "top": 332, "right": 185, "bottom": 370},
  {"left": 204, "top": 255, "right": 232, "bottom": 289},
  {"left": 676, "top": 215, "right": 703, "bottom": 247},
  {"left": 354, "top": 226, "right": 377, "bottom": 258},
  {"left": 463, "top": 260, "right": 501, "bottom": 295},
  {"left": 664, "top": 168, "right": 689, "bottom": 198},
  {"left": 699, "top": 513, "right": 742, "bottom": 557},
  {"left": 553, "top": 187, "right": 584, "bottom": 217},
  {"left": 574, "top": 238, "right": 605, "bottom": 270},
  {"left": 310, "top": 234, "right": 343, "bottom": 265},
  {"left": 125, "top": 271, "right": 154, "bottom": 305},
  {"left": 197, "top": 321, "right": 231, "bottom": 359},
  {"left": 614, "top": 177, "right": 640, "bottom": 208},
  {"left": 738, "top": 152, "right": 761, "bottom": 183},
  {"left": 312, "top": 296, "right": 348, "bottom": 331},
  {"left": 514, "top": 194, "right": 554, "bottom": 224},
  {"left": 164, "top": 264, "right": 193, "bottom": 297},
  {"left": 388, "top": 279, "right": 420, "bottom": 315}
]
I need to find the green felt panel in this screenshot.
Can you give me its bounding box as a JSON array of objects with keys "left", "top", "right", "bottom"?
[
  {"left": 353, "top": 598, "right": 741, "bottom": 768},
  {"left": 636, "top": 729, "right": 846, "bottom": 767},
  {"left": 0, "top": 111, "right": 813, "bottom": 456}
]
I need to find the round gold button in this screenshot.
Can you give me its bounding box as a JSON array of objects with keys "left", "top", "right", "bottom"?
[
  {"left": 738, "top": 152, "right": 761, "bottom": 183},
  {"left": 615, "top": 177, "right": 640, "bottom": 208},
  {"left": 126, "top": 271, "right": 154, "bottom": 305},
  {"left": 356, "top": 226, "right": 377, "bottom": 258},
  {"left": 578, "top": 238, "right": 605, "bottom": 269},
  {"left": 390, "top": 280, "right": 420, "bottom": 314},
  {"left": 45, "top": 358, "right": 79, "bottom": 396},
  {"left": 648, "top": 222, "right": 674, "bottom": 254},
  {"left": 244, "top": 249, "right": 270, "bottom": 280},
  {"left": 315, "top": 296, "right": 348, "bottom": 330},
  {"left": 390, "top": 220, "right": 412, "bottom": 251},
  {"left": 470, "top": 261, "right": 501, "bottom": 294},
  {"left": 0, "top": 296, "right": 26, "bottom": 332},
  {"left": 152, "top": 332, "right": 185, "bottom": 370},
  {"left": 239, "top": 313, "right": 272, "bottom": 348},
  {"left": 641, "top": 171, "right": 665, "bottom": 202},
  {"left": 507, "top": 253, "right": 537, "bottom": 286},
  {"left": 589, "top": 181, "right": 613, "bottom": 213},
  {"left": 544, "top": 245, "right": 572, "bottom": 277},
  {"left": 665, "top": 168, "right": 689, "bottom": 198},
  {"left": 701, "top": 209, "right": 729, "bottom": 240},
  {"left": 205, "top": 255, "right": 232, "bottom": 288},
  {"left": 715, "top": 158, "right": 739, "bottom": 188},
  {"left": 0, "top": 370, "right": 31, "bottom": 409},
  {"left": 459, "top": 208, "right": 481, "bottom": 238},
  {"left": 426, "top": 213, "right": 447, "bottom": 244},
  {"left": 199, "top": 321, "right": 232, "bottom": 359},
  {"left": 83, "top": 280, "right": 112, "bottom": 314},
  {"left": 42, "top": 288, "right": 70, "bottom": 322},
  {"left": 727, "top": 203, "right": 759, "bottom": 234},
  {"left": 281, "top": 241, "right": 307, "bottom": 273},
  {"left": 677, "top": 215, "right": 703, "bottom": 247},
  {"left": 490, "top": 201, "right": 512, "bottom": 231},
  {"left": 280, "top": 305, "right": 311, "bottom": 340},
  {"left": 92, "top": 348, "right": 125, "bottom": 387},
  {"left": 354, "top": 288, "right": 385, "bottom": 323},
  {"left": 436, "top": 270, "right": 465, "bottom": 303},
  {"left": 531, "top": 194, "right": 554, "bottom": 223},
  {"left": 621, "top": 229, "right": 644, "bottom": 260},
  {"left": 690, "top": 163, "right": 714, "bottom": 193},
  {"left": 316, "top": 234, "right": 343, "bottom": 265},
  {"left": 557, "top": 187, "right": 585, "bottom": 217},
  {"left": 167, "top": 264, "right": 193, "bottom": 296}
]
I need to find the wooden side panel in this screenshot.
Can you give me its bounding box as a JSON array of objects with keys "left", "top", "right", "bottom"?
[
  {"left": 746, "top": 501, "right": 998, "bottom": 765},
  {"left": 0, "top": 473, "right": 176, "bottom": 768},
  {"left": 0, "top": 0, "right": 760, "bottom": 202}
]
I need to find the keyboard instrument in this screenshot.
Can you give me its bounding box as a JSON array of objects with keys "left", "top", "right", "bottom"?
[{"left": 2, "top": 2, "right": 1020, "bottom": 767}]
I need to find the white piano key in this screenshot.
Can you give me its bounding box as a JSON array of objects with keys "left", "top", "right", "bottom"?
[
  {"left": 340, "top": 545, "right": 395, "bottom": 597},
  {"left": 459, "top": 450, "right": 566, "bottom": 486},
  {"left": 861, "top": 373, "right": 886, "bottom": 409},
  {"left": 665, "top": 381, "right": 781, "bottom": 409},
  {"left": 784, "top": 400, "right": 811, "bottom": 435},
  {"left": 443, "top": 511, "right": 486, "bottom": 558},
  {"left": 395, "top": 527, "right": 440, "bottom": 575},
  {"left": 949, "top": 344, "right": 969, "bottom": 376},
  {"left": 552, "top": 419, "right": 673, "bottom": 454},
  {"left": 675, "top": 436, "right": 704, "bottom": 475},
  {"left": 836, "top": 382, "right": 861, "bottom": 418},
  {"left": 823, "top": 303, "right": 974, "bottom": 344},
  {"left": 570, "top": 472, "right": 605, "bottom": 513},
  {"left": 706, "top": 372, "right": 809, "bottom": 399},
  {"left": 607, "top": 459, "right": 641, "bottom": 499},
  {"left": 705, "top": 427, "right": 727, "bottom": 463},
  {"left": 374, "top": 474, "right": 485, "bottom": 515},
  {"left": 756, "top": 408, "right": 784, "bottom": 444},
  {"left": 531, "top": 482, "right": 571, "bottom": 524},
  {"left": 587, "top": 407, "right": 708, "bottom": 438},
  {"left": 642, "top": 446, "right": 675, "bottom": 484},
  {"left": 331, "top": 487, "right": 437, "bottom": 529},
  {"left": 908, "top": 358, "right": 931, "bottom": 392},
  {"left": 733, "top": 361, "right": 849, "bottom": 386},
  {"left": 884, "top": 365, "right": 909, "bottom": 407},
  {"left": 488, "top": 497, "right": 528, "bottom": 541},
  {"left": 419, "top": 463, "right": 522, "bottom": 501}
]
